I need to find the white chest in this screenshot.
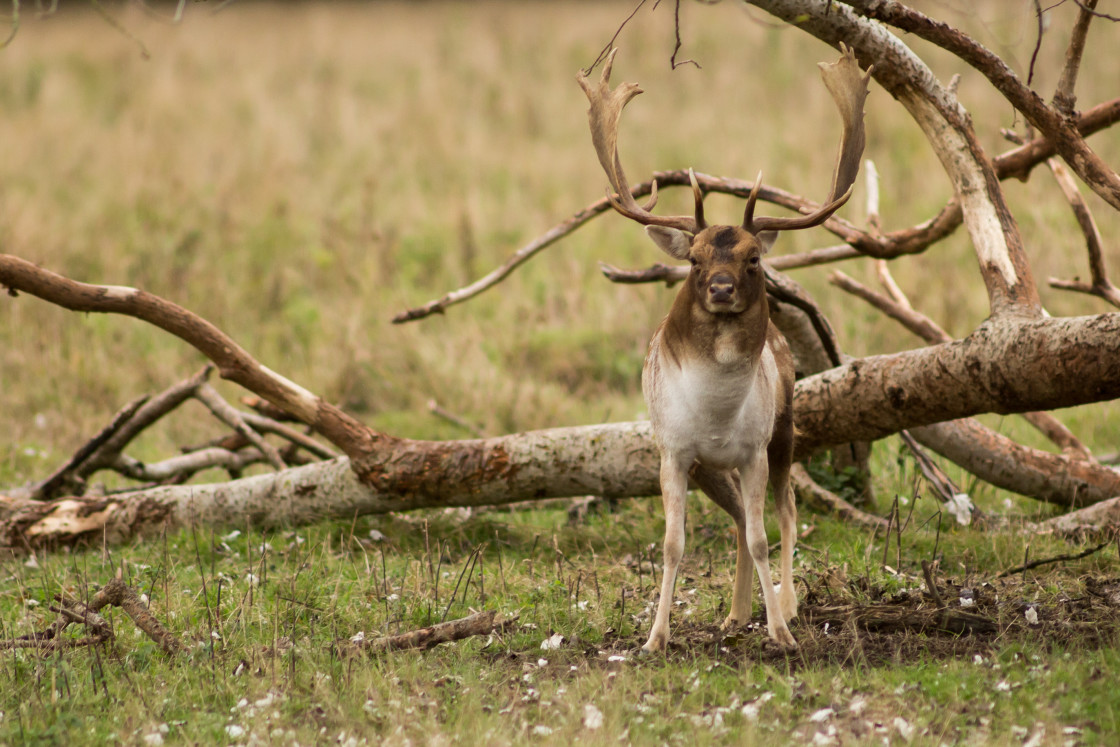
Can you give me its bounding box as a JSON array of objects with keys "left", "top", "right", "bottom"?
[{"left": 644, "top": 338, "right": 780, "bottom": 469}]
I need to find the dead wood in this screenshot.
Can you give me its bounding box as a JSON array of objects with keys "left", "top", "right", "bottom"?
[
  {"left": 996, "top": 541, "right": 1111, "bottom": 578},
  {"left": 337, "top": 610, "right": 518, "bottom": 655},
  {"left": 1045, "top": 158, "right": 1120, "bottom": 309},
  {"left": 1040, "top": 496, "right": 1120, "bottom": 537},
  {"left": 4, "top": 4, "right": 1120, "bottom": 550},
  {"left": 193, "top": 383, "right": 286, "bottom": 471},
  {"left": 0, "top": 575, "right": 183, "bottom": 656},
  {"left": 846, "top": 0, "right": 1120, "bottom": 211},
  {"left": 31, "top": 393, "right": 150, "bottom": 501},
  {"left": 800, "top": 603, "right": 996, "bottom": 636},
  {"left": 790, "top": 464, "right": 886, "bottom": 530}
]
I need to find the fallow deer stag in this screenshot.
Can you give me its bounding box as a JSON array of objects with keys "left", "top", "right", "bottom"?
[{"left": 578, "top": 46, "right": 870, "bottom": 652}]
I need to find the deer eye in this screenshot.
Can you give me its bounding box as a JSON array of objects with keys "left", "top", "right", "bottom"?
[
  {"left": 748, "top": 256, "right": 760, "bottom": 268},
  {"left": 688, "top": 257, "right": 698, "bottom": 266}
]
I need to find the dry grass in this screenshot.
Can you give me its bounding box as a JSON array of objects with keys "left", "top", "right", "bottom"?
[{"left": 3, "top": 1, "right": 1118, "bottom": 472}]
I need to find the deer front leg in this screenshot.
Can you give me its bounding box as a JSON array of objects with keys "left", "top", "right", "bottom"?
[
  {"left": 741, "top": 450, "right": 798, "bottom": 649},
  {"left": 771, "top": 464, "right": 798, "bottom": 624},
  {"left": 691, "top": 466, "right": 754, "bottom": 630},
  {"left": 643, "top": 453, "right": 689, "bottom": 654}
]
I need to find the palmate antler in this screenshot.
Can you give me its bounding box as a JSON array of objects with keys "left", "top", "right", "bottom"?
[
  {"left": 745, "top": 44, "right": 872, "bottom": 234},
  {"left": 578, "top": 45, "right": 871, "bottom": 237},
  {"left": 577, "top": 49, "right": 706, "bottom": 234}
]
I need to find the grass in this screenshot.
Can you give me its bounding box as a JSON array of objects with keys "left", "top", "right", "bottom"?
[{"left": 2, "top": 1, "right": 1120, "bottom": 744}]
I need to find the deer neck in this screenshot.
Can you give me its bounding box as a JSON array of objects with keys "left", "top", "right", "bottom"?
[{"left": 662, "top": 283, "right": 770, "bottom": 370}]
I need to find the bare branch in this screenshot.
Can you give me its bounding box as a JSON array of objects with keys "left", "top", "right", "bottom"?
[
  {"left": 112, "top": 447, "right": 269, "bottom": 483},
  {"left": 194, "top": 383, "right": 286, "bottom": 471},
  {"left": 1052, "top": 0, "right": 1098, "bottom": 115},
  {"left": 32, "top": 393, "right": 150, "bottom": 500},
  {"left": 790, "top": 463, "right": 887, "bottom": 530},
  {"left": 237, "top": 410, "right": 341, "bottom": 460},
  {"left": 338, "top": 610, "right": 518, "bottom": 655},
  {"left": 1045, "top": 159, "right": 1120, "bottom": 309},
  {"left": 81, "top": 366, "right": 213, "bottom": 477},
  {"left": 392, "top": 195, "right": 615, "bottom": 323},
  {"left": 0, "top": 254, "right": 385, "bottom": 460},
  {"left": 830, "top": 269, "right": 1095, "bottom": 461},
  {"left": 847, "top": 0, "right": 1120, "bottom": 211},
  {"left": 829, "top": 270, "right": 948, "bottom": 342}
]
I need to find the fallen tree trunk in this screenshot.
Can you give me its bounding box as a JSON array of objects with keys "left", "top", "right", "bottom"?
[{"left": 6, "top": 310, "right": 1120, "bottom": 550}]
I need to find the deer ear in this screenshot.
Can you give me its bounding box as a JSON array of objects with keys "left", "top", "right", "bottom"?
[
  {"left": 757, "top": 231, "right": 779, "bottom": 255},
  {"left": 645, "top": 225, "right": 692, "bottom": 261}
]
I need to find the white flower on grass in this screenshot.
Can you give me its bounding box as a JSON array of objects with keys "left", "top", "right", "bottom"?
[
  {"left": 350, "top": 631, "right": 365, "bottom": 644},
  {"left": 368, "top": 529, "right": 385, "bottom": 542},
  {"left": 1025, "top": 606, "right": 1039, "bottom": 625},
  {"left": 741, "top": 692, "right": 774, "bottom": 721},
  {"left": 142, "top": 733, "right": 164, "bottom": 746},
  {"left": 224, "top": 724, "right": 245, "bottom": 739},
  {"left": 607, "top": 655, "right": 627, "bottom": 663},
  {"left": 583, "top": 704, "right": 604, "bottom": 730},
  {"left": 531, "top": 725, "right": 553, "bottom": 736},
  {"left": 540, "top": 633, "right": 564, "bottom": 651},
  {"left": 809, "top": 707, "right": 834, "bottom": 723},
  {"left": 811, "top": 727, "right": 838, "bottom": 746},
  {"left": 223, "top": 530, "right": 242, "bottom": 541},
  {"left": 893, "top": 717, "right": 914, "bottom": 741},
  {"left": 537, "top": 658, "right": 548, "bottom": 668},
  {"left": 848, "top": 696, "right": 867, "bottom": 716},
  {"left": 995, "top": 680, "right": 1011, "bottom": 692},
  {"left": 946, "top": 493, "right": 974, "bottom": 525}
]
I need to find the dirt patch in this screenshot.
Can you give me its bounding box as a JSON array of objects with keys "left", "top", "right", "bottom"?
[{"left": 587, "top": 574, "right": 1120, "bottom": 670}]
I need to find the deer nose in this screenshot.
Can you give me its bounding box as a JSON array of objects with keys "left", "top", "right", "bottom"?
[{"left": 708, "top": 275, "right": 735, "bottom": 303}]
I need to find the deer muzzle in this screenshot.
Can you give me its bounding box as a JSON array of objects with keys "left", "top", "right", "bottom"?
[{"left": 708, "top": 274, "right": 736, "bottom": 305}]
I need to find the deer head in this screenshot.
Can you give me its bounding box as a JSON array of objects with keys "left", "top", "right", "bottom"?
[{"left": 577, "top": 45, "right": 871, "bottom": 255}]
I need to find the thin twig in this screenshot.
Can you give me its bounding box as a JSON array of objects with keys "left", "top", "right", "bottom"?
[
  {"left": 996, "top": 541, "right": 1109, "bottom": 578},
  {"left": 33, "top": 393, "right": 150, "bottom": 500},
  {"left": 195, "top": 384, "right": 286, "bottom": 470},
  {"left": 921, "top": 560, "right": 945, "bottom": 607},
  {"left": 1045, "top": 158, "right": 1120, "bottom": 309},
  {"left": 1052, "top": 0, "right": 1098, "bottom": 114}
]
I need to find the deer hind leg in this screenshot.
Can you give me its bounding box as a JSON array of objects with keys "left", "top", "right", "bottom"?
[
  {"left": 741, "top": 449, "right": 797, "bottom": 649},
  {"left": 767, "top": 417, "right": 798, "bottom": 624},
  {"left": 691, "top": 464, "right": 753, "bottom": 629},
  {"left": 643, "top": 454, "right": 689, "bottom": 653}
]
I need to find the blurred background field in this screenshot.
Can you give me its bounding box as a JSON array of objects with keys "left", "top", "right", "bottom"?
[{"left": 2, "top": 0, "right": 1118, "bottom": 505}]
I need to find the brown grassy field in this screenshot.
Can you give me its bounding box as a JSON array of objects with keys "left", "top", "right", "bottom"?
[
  {"left": 3, "top": 1, "right": 1118, "bottom": 473},
  {"left": 3, "top": 2, "right": 1120, "bottom": 744}
]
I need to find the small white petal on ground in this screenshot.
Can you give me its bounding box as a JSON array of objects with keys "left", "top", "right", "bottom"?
[
  {"left": 540, "top": 633, "right": 563, "bottom": 651},
  {"left": 583, "top": 704, "right": 604, "bottom": 730},
  {"left": 946, "top": 493, "right": 975, "bottom": 525},
  {"left": 893, "top": 717, "right": 914, "bottom": 741}
]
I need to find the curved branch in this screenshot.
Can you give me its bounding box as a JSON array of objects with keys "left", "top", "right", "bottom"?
[
  {"left": 748, "top": 0, "right": 1041, "bottom": 318},
  {"left": 397, "top": 92, "right": 1120, "bottom": 324},
  {"left": 848, "top": 0, "right": 1120, "bottom": 211},
  {"left": 0, "top": 254, "right": 386, "bottom": 461}
]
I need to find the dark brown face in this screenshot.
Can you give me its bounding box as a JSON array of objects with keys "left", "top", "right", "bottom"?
[{"left": 686, "top": 225, "right": 766, "bottom": 315}]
